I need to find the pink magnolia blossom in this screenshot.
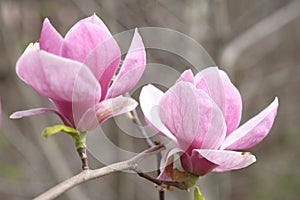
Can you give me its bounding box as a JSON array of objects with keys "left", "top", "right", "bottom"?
[
  {"left": 11, "top": 14, "right": 146, "bottom": 131},
  {"left": 140, "top": 67, "right": 278, "bottom": 178}
]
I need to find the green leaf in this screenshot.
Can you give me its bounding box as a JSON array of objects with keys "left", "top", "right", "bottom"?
[
  {"left": 41, "top": 125, "right": 87, "bottom": 149},
  {"left": 42, "top": 125, "right": 78, "bottom": 138},
  {"left": 194, "top": 186, "right": 205, "bottom": 200}
]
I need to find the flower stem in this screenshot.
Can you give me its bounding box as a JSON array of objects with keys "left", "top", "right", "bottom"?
[
  {"left": 74, "top": 132, "right": 89, "bottom": 170},
  {"left": 159, "top": 191, "right": 165, "bottom": 200},
  {"left": 77, "top": 147, "right": 89, "bottom": 170}
]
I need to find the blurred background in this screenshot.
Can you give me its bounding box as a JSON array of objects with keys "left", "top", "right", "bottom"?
[{"left": 0, "top": 0, "right": 300, "bottom": 199}]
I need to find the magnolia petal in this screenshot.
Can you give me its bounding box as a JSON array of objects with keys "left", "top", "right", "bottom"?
[
  {"left": 195, "top": 67, "right": 242, "bottom": 135},
  {"left": 159, "top": 81, "right": 226, "bottom": 152},
  {"left": 139, "top": 84, "right": 178, "bottom": 144},
  {"left": 181, "top": 151, "right": 217, "bottom": 176},
  {"left": 16, "top": 48, "right": 101, "bottom": 103},
  {"left": 39, "top": 18, "right": 63, "bottom": 55},
  {"left": 80, "top": 13, "right": 111, "bottom": 33},
  {"left": 159, "top": 82, "right": 199, "bottom": 151},
  {"left": 175, "top": 69, "right": 194, "bottom": 84},
  {"left": 71, "top": 63, "right": 104, "bottom": 127},
  {"left": 95, "top": 96, "right": 138, "bottom": 123},
  {"left": 61, "top": 14, "right": 113, "bottom": 62},
  {"left": 77, "top": 96, "right": 138, "bottom": 131},
  {"left": 195, "top": 89, "right": 226, "bottom": 150},
  {"left": 218, "top": 70, "right": 242, "bottom": 135},
  {"left": 51, "top": 100, "right": 74, "bottom": 127},
  {"left": 23, "top": 42, "right": 39, "bottom": 53},
  {"left": 82, "top": 14, "right": 121, "bottom": 97},
  {"left": 83, "top": 35, "right": 121, "bottom": 95},
  {"left": 195, "top": 149, "right": 256, "bottom": 172},
  {"left": 10, "top": 108, "right": 72, "bottom": 127},
  {"left": 107, "top": 29, "right": 146, "bottom": 98},
  {"left": 194, "top": 67, "right": 225, "bottom": 111},
  {"left": 221, "top": 97, "right": 279, "bottom": 150}
]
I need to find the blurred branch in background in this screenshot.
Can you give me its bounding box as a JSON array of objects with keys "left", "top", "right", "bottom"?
[{"left": 219, "top": 0, "right": 300, "bottom": 72}]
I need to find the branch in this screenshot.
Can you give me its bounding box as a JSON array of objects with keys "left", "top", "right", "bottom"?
[
  {"left": 219, "top": 0, "right": 300, "bottom": 69},
  {"left": 128, "top": 105, "right": 162, "bottom": 171},
  {"left": 130, "top": 108, "right": 155, "bottom": 147},
  {"left": 129, "top": 106, "right": 164, "bottom": 200},
  {"left": 33, "top": 144, "right": 165, "bottom": 200},
  {"left": 135, "top": 169, "right": 187, "bottom": 190}
]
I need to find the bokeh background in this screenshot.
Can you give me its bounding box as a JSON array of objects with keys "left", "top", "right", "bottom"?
[{"left": 0, "top": 0, "right": 300, "bottom": 199}]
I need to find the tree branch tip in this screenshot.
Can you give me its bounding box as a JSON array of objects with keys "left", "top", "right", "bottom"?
[{"left": 148, "top": 144, "right": 165, "bottom": 152}]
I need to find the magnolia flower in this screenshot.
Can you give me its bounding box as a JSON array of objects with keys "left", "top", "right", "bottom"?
[
  {"left": 140, "top": 67, "right": 278, "bottom": 179},
  {"left": 11, "top": 14, "right": 146, "bottom": 131}
]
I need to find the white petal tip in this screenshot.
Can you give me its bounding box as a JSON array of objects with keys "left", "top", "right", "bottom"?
[
  {"left": 241, "top": 152, "right": 257, "bottom": 162},
  {"left": 274, "top": 97, "right": 279, "bottom": 104},
  {"left": 9, "top": 113, "right": 21, "bottom": 119}
]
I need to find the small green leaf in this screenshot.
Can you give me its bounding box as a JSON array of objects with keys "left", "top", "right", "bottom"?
[
  {"left": 194, "top": 186, "right": 205, "bottom": 200},
  {"left": 42, "top": 125, "right": 78, "bottom": 138},
  {"left": 41, "top": 125, "right": 87, "bottom": 150}
]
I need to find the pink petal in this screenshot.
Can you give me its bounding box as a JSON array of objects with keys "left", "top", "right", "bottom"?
[
  {"left": 61, "top": 14, "right": 113, "bottom": 62},
  {"left": 10, "top": 108, "right": 72, "bottom": 127},
  {"left": 16, "top": 46, "right": 101, "bottom": 103},
  {"left": 80, "top": 13, "right": 111, "bottom": 33},
  {"left": 181, "top": 151, "right": 217, "bottom": 176},
  {"left": 195, "top": 149, "right": 256, "bottom": 172},
  {"left": 71, "top": 63, "right": 104, "bottom": 127},
  {"left": 219, "top": 70, "right": 243, "bottom": 135},
  {"left": 221, "top": 97, "right": 279, "bottom": 150},
  {"left": 194, "top": 67, "right": 224, "bottom": 110},
  {"left": 50, "top": 100, "right": 74, "bottom": 127},
  {"left": 195, "top": 91, "right": 226, "bottom": 150},
  {"left": 39, "top": 18, "right": 63, "bottom": 55},
  {"left": 159, "top": 81, "right": 226, "bottom": 152},
  {"left": 51, "top": 63, "right": 104, "bottom": 127},
  {"left": 77, "top": 96, "right": 138, "bottom": 131},
  {"left": 139, "top": 84, "right": 178, "bottom": 144},
  {"left": 17, "top": 47, "right": 101, "bottom": 126},
  {"left": 195, "top": 67, "right": 242, "bottom": 135},
  {"left": 83, "top": 35, "right": 121, "bottom": 96},
  {"left": 107, "top": 29, "right": 146, "bottom": 98},
  {"left": 159, "top": 82, "right": 199, "bottom": 152},
  {"left": 175, "top": 69, "right": 194, "bottom": 84}
]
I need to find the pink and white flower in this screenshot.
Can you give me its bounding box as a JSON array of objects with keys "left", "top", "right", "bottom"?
[
  {"left": 11, "top": 14, "right": 146, "bottom": 131},
  {"left": 140, "top": 67, "right": 278, "bottom": 178}
]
